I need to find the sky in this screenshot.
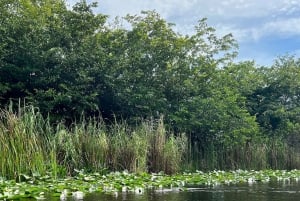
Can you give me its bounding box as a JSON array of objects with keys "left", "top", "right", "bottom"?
[{"left": 67, "top": 0, "right": 300, "bottom": 66}]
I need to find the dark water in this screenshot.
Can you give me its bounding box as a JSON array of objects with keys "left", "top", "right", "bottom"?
[{"left": 44, "top": 181, "right": 300, "bottom": 201}]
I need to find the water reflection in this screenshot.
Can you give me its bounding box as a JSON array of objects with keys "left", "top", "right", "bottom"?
[{"left": 42, "top": 181, "right": 300, "bottom": 201}]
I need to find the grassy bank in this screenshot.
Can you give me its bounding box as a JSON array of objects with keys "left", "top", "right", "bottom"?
[{"left": 0, "top": 105, "right": 300, "bottom": 180}]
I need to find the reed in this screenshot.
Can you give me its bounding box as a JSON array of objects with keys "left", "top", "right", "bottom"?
[
  {"left": 0, "top": 106, "right": 48, "bottom": 179},
  {"left": 4, "top": 104, "right": 300, "bottom": 179},
  {"left": 147, "top": 117, "right": 187, "bottom": 173},
  {"left": 108, "top": 121, "right": 135, "bottom": 171},
  {"left": 78, "top": 119, "right": 109, "bottom": 172},
  {"left": 186, "top": 136, "right": 300, "bottom": 171}
]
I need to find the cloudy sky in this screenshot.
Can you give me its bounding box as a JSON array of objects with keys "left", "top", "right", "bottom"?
[{"left": 67, "top": 0, "right": 300, "bottom": 66}]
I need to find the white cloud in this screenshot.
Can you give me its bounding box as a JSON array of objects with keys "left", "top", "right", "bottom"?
[
  {"left": 185, "top": 0, "right": 300, "bottom": 19},
  {"left": 263, "top": 18, "right": 300, "bottom": 37},
  {"left": 66, "top": 0, "right": 300, "bottom": 65},
  {"left": 94, "top": 0, "right": 198, "bottom": 20},
  {"left": 82, "top": 0, "right": 300, "bottom": 40},
  {"left": 213, "top": 16, "right": 300, "bottom": 44}
]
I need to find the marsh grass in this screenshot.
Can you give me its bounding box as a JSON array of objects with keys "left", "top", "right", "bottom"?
[
  {"left": 53, "top": 126, "right": 82, "bottom": 174},
  {"left": 109, "top": 121, "right": 137, "bottom": 171},
  {"left": 187, "top": 137, "right": 300, "bottom": 171},
  {"left": 108, "top": 117, "right": 187, "bottom": 174},
  {"left": 0, "top": 106, "right": 48, "bottom": 179},
  {"left": 267, "top": 138, "right": 300, "bottom": 169},
  {"left": 0, "top": 106, "right": 187, "bottom": 179},
  {"left": 146, "top": 117, "right": 187, "bottom": 174},
  {"left": 79, "top": 120, "right": 109, "bottom": 172},
  {"left": 163, "top": 133, "right": 187, "bottom": 174},
  {"left": 2, "top": 105, "right": 300, "bottom": 179}
]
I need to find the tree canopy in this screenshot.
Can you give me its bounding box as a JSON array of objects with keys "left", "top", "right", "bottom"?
[{"left": 1, "top": 0, "right": 300, "bottom": 156}]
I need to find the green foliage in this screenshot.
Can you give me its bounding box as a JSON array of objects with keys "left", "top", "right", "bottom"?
[
  {"left": 2, "top": 0, "right": 300, "bottom": 172},
  {"left": 246, "top": 56, "right": 300, "bottom": 140},
  {"left": 0, "top": 0, "right": 107, "bottom": 121}
]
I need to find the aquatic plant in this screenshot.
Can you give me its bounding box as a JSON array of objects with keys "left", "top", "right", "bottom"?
[{"left": 2, "top": 170, "right": 300, "bottom": 200}]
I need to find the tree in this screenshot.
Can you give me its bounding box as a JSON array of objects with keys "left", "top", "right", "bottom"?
[
  {"left": 31, "top": 0, "right": 107, "bottom": 121},
  {"left": 0, "top": 1, "right": 258, "bottom": 148},
  {"left": 247, "top": 56, "right": 300, "bottom": 137},
  {"left": 0, "top": 0, "right": 107, "bottom": 120},
  {"left": 97, "top": 11, "right": 239, "bottom": 122}
]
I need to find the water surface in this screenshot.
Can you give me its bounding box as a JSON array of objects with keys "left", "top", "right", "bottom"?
[{"left": 44, "top": 181, "right": 300, "bottom": 201}]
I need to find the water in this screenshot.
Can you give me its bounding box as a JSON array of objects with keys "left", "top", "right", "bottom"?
[{"left": 44, "top": 181, "right": 300, "bottom": 201}]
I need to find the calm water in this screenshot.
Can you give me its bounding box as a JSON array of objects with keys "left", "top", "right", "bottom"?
[{"left": 43, "top": 181, "right": 300, "bottom": 201}]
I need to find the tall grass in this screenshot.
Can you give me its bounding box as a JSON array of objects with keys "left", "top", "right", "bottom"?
[
  {"left": 2, "top": 105, "right": 300, "bottom": 179},
  {"left": 0, "top": 106, "right": 187, "bottom": 179},
  {"left": 107, "top": 117, "right": 187, "bottom": 173},
  {"left": 147, "top": 117, "right": 187, "bottom": 174},
  {"left": 77, "top": 119, "right": 109, "bottom": 172},
  {"left": 108, "top": 121, "right": 147, "bottom": 172},
  {"left": 187, "top": 137, "right": 300, "bottom": 171},
  {"left": 0, "top": 106, "right": 49, "bottom": 179}
]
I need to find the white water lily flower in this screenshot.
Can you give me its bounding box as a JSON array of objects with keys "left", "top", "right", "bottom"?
[
  {"left": 248, "top": 177, "right": 255, "bottom": 184},
  {"left": 60, "top": 189, "right": 68, "bottom": 201},
  {"left": 122, "top": 186, "right": 127, "bottom": 192},
  {"left": 72, "top": 191, "right": 84, "bottom": 200}
]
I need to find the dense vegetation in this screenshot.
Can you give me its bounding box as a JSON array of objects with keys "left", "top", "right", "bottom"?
[
  {"left": 1, "top": 0, "right": 300, "bottom": 179},
  {"left": 0, "top": 106, "right": 187, "bottom": 178}
]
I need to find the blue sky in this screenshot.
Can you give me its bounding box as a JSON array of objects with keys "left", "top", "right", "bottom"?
[{"left": 67, "top": 0, "right": 300, "bottom": 66}]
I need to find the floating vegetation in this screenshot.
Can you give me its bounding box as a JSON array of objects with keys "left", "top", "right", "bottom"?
[{"left": 1, "top": 169, "right": 300, "bottom": 200}]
